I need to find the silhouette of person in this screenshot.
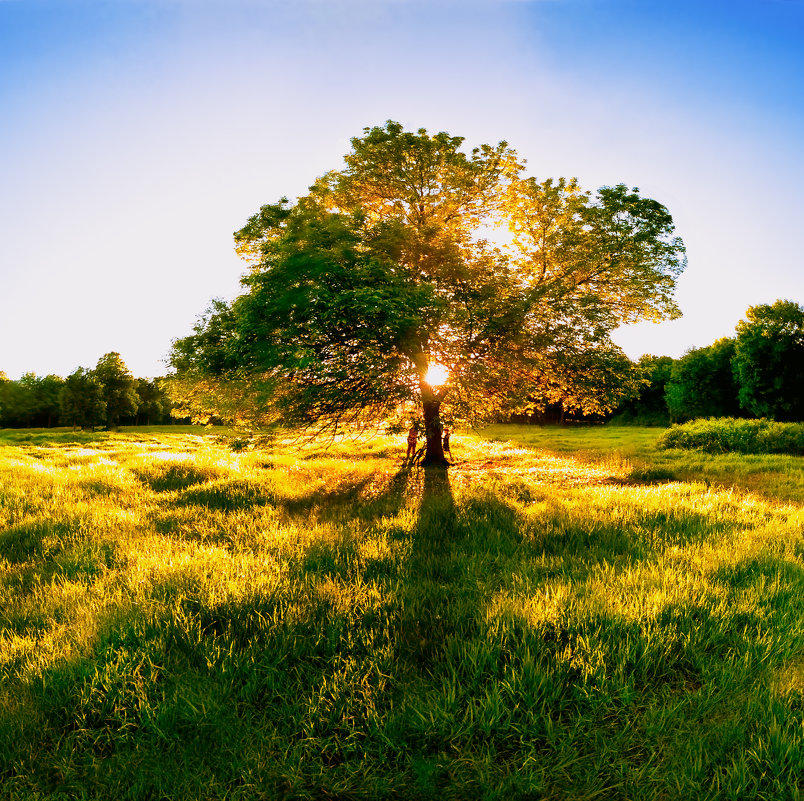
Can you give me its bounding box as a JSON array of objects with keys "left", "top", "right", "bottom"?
[
  {"left": 406, "top": 426, "right": 418, "bottom": 460},
  {"left": 442, "top": 427, "right": 452, "bottom": 460}
]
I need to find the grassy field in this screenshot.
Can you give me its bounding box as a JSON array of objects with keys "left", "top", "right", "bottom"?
[{"left": 1, "top": 424, "right": 804, "bottom": 799}]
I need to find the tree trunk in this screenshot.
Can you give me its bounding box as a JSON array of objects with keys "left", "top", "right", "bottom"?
[
  {"left": 410, "top": 347, "right": 450, "bottom": 467},
  {"left": 420, "top": 396, "right": 448, "bottom": 466}
]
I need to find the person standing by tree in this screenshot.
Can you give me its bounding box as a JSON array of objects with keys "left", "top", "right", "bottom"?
[
  {"left": 406, "top": 425, "right": 419, "bottom": 461},
  {"left": 442, "top": 427, "right": 452, "bottom": 461}
]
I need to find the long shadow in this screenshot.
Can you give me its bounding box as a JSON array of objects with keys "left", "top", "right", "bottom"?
[
  {"left": 410, "top": 466, "right": 457, "bottom": 572},
  {"left": 396, "top": 466, "right": 472, "bottom": 674},
  {"left": 390, "top": 461, "right": 773, "bottom": 678}
]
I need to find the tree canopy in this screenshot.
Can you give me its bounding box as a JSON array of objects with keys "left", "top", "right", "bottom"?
[
  {"left": 169, "top": 121, "right": 686, "bottom": 462},
  {"left": 665, "top": 338, "right": 742, "bottom": 423},
  {"left": 733, "top": 300, "right": 804, "bottom": 422},
  {"left": 93, "top": 352, "right": 139, "bottom": 428},
  {"left": 59, "top": 368, "right": 106, "bottom": 430}
]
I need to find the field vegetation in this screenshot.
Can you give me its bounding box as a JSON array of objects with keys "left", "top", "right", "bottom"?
[
  {"left": 657, "top": 418, "right": 804, "bottom": 456},
  {"left": 1, "top": 425, "right": 804, "bottom": 799}
]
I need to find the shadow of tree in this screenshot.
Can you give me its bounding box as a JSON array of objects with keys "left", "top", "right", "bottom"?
[{"left": 396, "top": 466, "right": 474, "bottom": 675}]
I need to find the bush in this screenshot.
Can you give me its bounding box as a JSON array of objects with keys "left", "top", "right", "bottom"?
[{"left": 657, "top": 417, "right": 804, "bottom": 455}]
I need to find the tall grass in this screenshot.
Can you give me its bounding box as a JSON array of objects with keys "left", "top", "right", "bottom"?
[{"left": 1, "top": 426, "right": 804, "bottom": 799}]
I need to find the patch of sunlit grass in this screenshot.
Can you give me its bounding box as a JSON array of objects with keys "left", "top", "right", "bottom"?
[{"left": 486, "top": 423, "right": 804, "bottom": 504}]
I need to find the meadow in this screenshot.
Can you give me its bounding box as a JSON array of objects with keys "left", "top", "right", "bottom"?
[{"left": 1, "top": 424, "right": 804, "bottom": 800}]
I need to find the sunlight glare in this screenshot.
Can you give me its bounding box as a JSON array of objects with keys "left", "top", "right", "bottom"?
[{"left": 424, "top": 363, "right": 449, "bottom": 386}]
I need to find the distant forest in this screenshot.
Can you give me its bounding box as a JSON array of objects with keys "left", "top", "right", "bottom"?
[
  {"left": 611, "top": 299, "right": 804, "bottom": 426},
  {"left": 0, "top": 352, "right": 186, "bottom": 430},
  {"left": 515, "top": 298, "right": 803, "bottom": 426}
]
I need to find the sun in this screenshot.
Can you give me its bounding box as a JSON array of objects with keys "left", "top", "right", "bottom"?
[{"left": 424, "top": 363, "right": 449, "bottom": 386}]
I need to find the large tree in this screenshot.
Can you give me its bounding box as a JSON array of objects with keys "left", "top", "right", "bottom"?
[
  {"left": 59, "top": 368, "right": 106, "bottom": 430},
  {"left": 93, "top": 352, "right": 139, "bottom": 429},
  {"left": 732, "top": 300, "right": 804, "bottom": 421},
  {"left": 169, "top": 122, "right": 686, "bottom": 464}
]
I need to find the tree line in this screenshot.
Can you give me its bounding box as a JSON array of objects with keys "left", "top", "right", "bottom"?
[
  {"left": 0, "top": 352, "right": 180, "bottom": 430},
  {"left": 613, "top": 299, "right": 804, "bottom": 425}
]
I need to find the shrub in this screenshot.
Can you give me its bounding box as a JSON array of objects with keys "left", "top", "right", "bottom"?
[{"left": 657, "top": 417, "right": 804, "bottom": 455}]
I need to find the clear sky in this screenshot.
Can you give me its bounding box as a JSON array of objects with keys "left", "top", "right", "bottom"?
[{"left": 2, "top": 0, "right": 802, "bottom": 380}]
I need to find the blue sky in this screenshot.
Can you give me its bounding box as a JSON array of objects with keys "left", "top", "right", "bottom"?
[{"left": 2, "top": 0, "right": 803, "bottom": 379}]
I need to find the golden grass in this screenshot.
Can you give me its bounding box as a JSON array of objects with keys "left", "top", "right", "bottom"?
[{"left": 1, "top": 425, "right": 804, "bottom": 799}]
